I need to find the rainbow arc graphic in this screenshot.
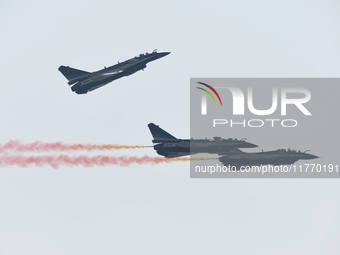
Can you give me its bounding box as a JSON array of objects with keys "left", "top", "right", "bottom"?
[
  {"left": 196, "top": 82, "right": 223, "bottom": 106},
  {"left": 196, "top": 82, "right": 222, "bottom": 115}
]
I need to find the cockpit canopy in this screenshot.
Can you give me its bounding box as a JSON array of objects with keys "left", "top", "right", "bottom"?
[
  {"left": 137, "top": 49, "right": 158, "bottom": 58},
  {"left": 213, "top": 136, "right": 222, "bottom": 140},
  {"left": 278, "top": 148, "right": 304, "bottom": 153}
]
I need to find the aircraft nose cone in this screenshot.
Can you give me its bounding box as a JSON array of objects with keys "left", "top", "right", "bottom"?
[
  {"left": 158, "top": 52, "right": 170, "bottom": 57},
  {"left": 150, "top": 52, "right": 170, "bottom": 61},
  {"left": 245, "top": 142, "right": 258, "bottom": 148},
  {"left": 304, "top": 153, "right": 318, "bottom": 160}
]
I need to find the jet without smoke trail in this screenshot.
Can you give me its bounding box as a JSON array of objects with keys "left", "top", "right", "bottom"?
[{"left": 58, "top": 50, "right": 170, "bottom": 94}]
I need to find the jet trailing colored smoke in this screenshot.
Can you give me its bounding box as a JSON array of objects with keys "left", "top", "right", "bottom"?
[
  {"left": 0, "top": 155, "right": 206, "bottom": 169},
  {"left": 0, "top": 140, "right": 152, "bottom": 153}
]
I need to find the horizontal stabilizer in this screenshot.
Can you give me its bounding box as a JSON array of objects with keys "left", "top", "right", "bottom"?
[{"left": 58, "top": 66, "right": 90, "bottom": 83}]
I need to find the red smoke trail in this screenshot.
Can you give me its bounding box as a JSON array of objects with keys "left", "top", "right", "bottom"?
[
  {"left": 0, "top": 140, "right": 151, "bottom": 153},
  {"left": 0, "top": 155, "right": 206, "bottom": 169}
]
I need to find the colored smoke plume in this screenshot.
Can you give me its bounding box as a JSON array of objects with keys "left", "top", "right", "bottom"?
[
  {"left": 0, "top": 155, "right": 208, "bottom": 169},
  {"left": 0, "top": 140, "right": 152, "bottom": 153}
]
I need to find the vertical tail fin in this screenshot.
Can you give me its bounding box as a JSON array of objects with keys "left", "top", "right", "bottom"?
[
  {"left": 58, "top": 66, "right": 90, "bottom": 82},
  {"left": 148, "top": 123, "right": 177, "bottom": 141}
]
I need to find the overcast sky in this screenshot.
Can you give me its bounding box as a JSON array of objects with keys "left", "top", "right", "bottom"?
[{"left": 0, "top": 0, "right": 340, "bottom": 254}]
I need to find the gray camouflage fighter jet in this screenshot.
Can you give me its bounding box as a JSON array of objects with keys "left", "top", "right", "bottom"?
[
  {"left": 148, "top": 123, "right": 258, "bottom": 158},
  {"left": 58, "top": 50, "right": 170, "bottom": 94},
  {"left": 219, "top": 148, "right": 318, "bottom": 169}
]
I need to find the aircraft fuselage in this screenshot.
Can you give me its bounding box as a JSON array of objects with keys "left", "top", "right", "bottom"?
[
  {"left": 219, "top": 149, "right": 318, "bottom": 169},
  {"left": 59, "top": 51, "right": 170, "bottom": 94},
  {"left": 148, "top": 123, "right": 258, "bottom": 158}
]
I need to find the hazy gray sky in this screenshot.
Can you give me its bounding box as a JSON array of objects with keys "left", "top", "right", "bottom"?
[{"left": 0, "top": 0, "right": 340, "bottom": 254}]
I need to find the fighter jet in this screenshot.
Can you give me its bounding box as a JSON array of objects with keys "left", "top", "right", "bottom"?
[
  {"left": 148, "top": 123, "right": 258, "bottom": 158},
  {"left": 58, "top": 50, "right": 170, "bottom": 94},
  {"left": 219, "top": 148, "right": 318, "bottom": 169}
]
